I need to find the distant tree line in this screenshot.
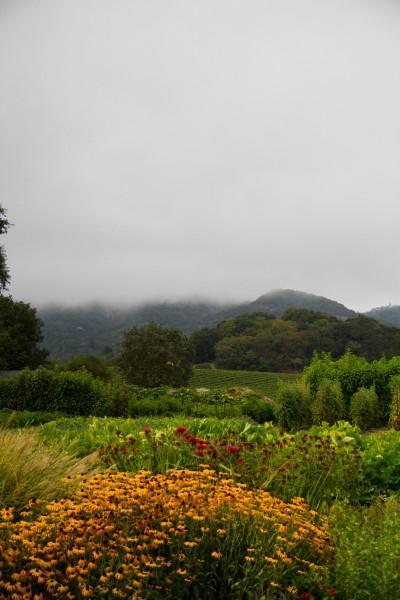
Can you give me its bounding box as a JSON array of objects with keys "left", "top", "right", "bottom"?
[{"left": 190, "top": 310, "right": 400, "bottom": 372}]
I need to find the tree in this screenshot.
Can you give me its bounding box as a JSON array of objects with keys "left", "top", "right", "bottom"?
[
  {"left": 190, "top": 327, "right": 222, "bottom": 363},
  {"left": 0, "top": 204, "right": 10, "bottom": 291},
  {"left": 0, "top": 295, "right": 48, "bottom": 369},
  {"left": 0, "top": 203, "right": 48, "bottom": 369},
  {"left": 118, "top": 322, "right": 194, "bottom": 387}
]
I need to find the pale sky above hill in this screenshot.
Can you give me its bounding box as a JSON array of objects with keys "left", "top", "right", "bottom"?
[{"left": 1, "top": 0, "right": 400, "bottom": 312}]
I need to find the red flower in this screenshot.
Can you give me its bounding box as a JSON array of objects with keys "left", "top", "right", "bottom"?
[
  {"left": 300, "top": 593, "right": 313, "bottom": 600},
  {"left": 226, "top": 444, "right": 240, "bottom": 454},
  {"left": 144, "top": 427, "right": 152, "bottom": 434},
  {"left": 175, "top": 426, "right": 188, "bottom": 435},
  {"left": 195, "top": 450, "right": 205, "bottom": 457},
  {"left": 326, "top": 590, "right": 337, "bottom": 597}
]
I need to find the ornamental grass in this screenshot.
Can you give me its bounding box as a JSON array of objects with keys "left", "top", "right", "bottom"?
[
  {"left": 0, "top": 428, "right": 95, "bottom": 512},
  {"left": 0, "top": 469, "right": 332, "bottom": 599}
]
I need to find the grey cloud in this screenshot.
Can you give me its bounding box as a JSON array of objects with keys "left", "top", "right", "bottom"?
[{"left": 1, "top": 0, "right": 400, "bottom": 311}]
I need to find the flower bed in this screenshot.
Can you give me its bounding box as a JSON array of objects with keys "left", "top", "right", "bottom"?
[{"left": 0, "top": 469, "right": 332, "bottom": 599}]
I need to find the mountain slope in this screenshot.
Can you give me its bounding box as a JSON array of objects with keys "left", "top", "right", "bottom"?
[
  {"left": 365, "top": 305, "right": 400, "bottom": 328},
  {"left": 39, "top": 289, "right": 358, "bottom": 359},
  {"left": 236, "top": 289, "right": 357, "bottom": 320}
]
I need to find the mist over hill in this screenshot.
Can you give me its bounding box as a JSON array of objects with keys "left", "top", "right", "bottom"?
[
  {"left": 38, "top": 289, "right": 365, "bottom": 359},
  {"left": 364, "top": 305, "right": 400, "bottom": 328}
]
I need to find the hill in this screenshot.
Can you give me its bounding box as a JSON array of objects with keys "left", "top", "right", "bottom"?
[
  {"left": 38, "top": 289, "right": 360, "bottom": 359},
  {"left": 234, "top": 289, "right": 356, "bottom": 320},
  {"left": 365, "top": 305, "right": 400, "bottom": 328}
]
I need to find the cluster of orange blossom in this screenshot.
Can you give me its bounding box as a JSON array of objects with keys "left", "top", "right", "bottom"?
[{"left": 0, "top": 469, "right": 332, "bottom": 599}]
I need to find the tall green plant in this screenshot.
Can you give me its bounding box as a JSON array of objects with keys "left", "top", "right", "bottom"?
[
  {"left": 312, "top": 379, "right": 346, "bottom": 425},
  {"left": 350, "top": 387, "right": 380, "bottom": 430},
  {"left": 389, "top": 375, "right": 400, "bottom": 430},
  {"left": 275, "top": 380, "right": 312, "bottom": 431}
]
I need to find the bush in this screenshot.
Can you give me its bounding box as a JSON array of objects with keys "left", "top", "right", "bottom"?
[
  {"left": 0, "top": 376, "right": 17, "bottom": 410},
  {"left": 241, "top": 395, "right": 275, "bottom": 423},
  {"left": 361, "top": 429, "right": 400, "bottom": 499},
  {"left": 331, "top": 496, "right": 400, "bottom": 599},
  {"left": 0, "top": 368, "right": 112, "bottom": 416},
  {"left": 275, "top": 381, "right": 312, "bottom": 430},
  {"left": 350, "top": 387, "right": 381, "bottom": 430},
  {"left": 389, "top": 375, "right": 400, "bottom": 430},
  {"left": 63, "top": 354, "right": 110, "bottom": 380},
  {"left": 312, "top": 379, "right": 346, "bottom": 425}
]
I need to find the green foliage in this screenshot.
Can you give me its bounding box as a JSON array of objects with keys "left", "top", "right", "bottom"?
[
  {"left": 305, "top": 352, "right": 400, "bottom": 417},
  {"left": 331, "top": 496, "right": 400, "bottom": 599},
  {"left": 190, "top": 327, "right": 222, "bottom": 363},
  {"left": 240, "top": 395, "right": 275, "bottom": 424},
  {"left": 63, "top": 354, "right": 110, "bottom": 380},
  {"left": 275, "top": 381, "right": 312, "bottom": 431},
  {"left": 350, "top": 387, "right": 381, "bottom": 430},
  {"left": 0, "top": 367, "right": 111, "bottom": 416},
  {"left": 126, "top": 386, "right": 273, "bottom": 422},
  {"left": 0, "top": 409, "right": 62, "bottom": 428},
  {"left": 312, "top": 379, "right": 346, "bottom": 425},
  {"left": 389, "top": 375, "right": 400, "bottom": 430},
  {"left": 196, "top": 309, "right": 400, "bottom": 373},
  {"left": 118, "top": 322, "right": 194, "bottom": 387},
  {"left": 215, "top": 318, "right": 306, "bottom": 371},
  {"left": 360, "top": 429, "right": 400, "bottom": 499},
  {"left": 38, "top": 416, "right": 261, "bottom": 456},
  {"left": 0, "top": 295, "right": 49, "bottom": 369}
]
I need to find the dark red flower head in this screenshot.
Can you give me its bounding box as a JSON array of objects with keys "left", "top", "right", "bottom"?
[{"left": 175, "top": 426, "right": 188, "bottom": 435}]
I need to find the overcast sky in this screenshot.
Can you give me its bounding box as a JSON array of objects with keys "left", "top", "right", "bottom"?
[{"left": 1, "top": 0, "right": 400, "bottom": 311}]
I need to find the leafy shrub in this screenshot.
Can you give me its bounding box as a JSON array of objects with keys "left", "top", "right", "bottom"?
[
  {"left": 0, "top": 376, "right": 16, "bottom": 410},
  {"left": 241, "top": 395, "right": 275, "bottom": 423},
  {"left": 389, "top": 375, "right": 400, "bottom": 430},
  {"left": 104, "top": 379, "right": 131, "bottom": 417},
  {"left": 312, "top": 379, "right": 346, "bottom": 425},
  {"left": 350, "top": 387, "right": 380, "bottom": 430},
  {"left": 331, "top": 496, "right": 400, "bottom": 599},
  {"left": 0, "top": 428, "right": 94, "bottom": 511},
  {"left": 0, "top": 368, "right": 112, "bottom": 416},
  {"left": 275, "top": 381, "right": 312, "bottom": 430},
  {"left": 63, "top": 354, "right": 110, "bottom": 380},
  {"left": 360, "top": 429, "right": 400, "bottom": 499}
]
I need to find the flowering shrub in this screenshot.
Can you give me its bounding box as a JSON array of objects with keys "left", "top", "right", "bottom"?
[
  {"left": 99, "top": 426, "right": 363, "bottom": 510},
  {"left": 0, "top": 469, "right": 332, "bottom": 599}
]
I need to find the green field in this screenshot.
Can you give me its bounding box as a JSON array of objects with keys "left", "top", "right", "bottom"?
[{"left": 189, "top": 368, "right": 298, "bottom": 398}]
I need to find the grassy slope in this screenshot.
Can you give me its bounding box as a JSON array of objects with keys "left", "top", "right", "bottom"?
[{"left": 189, "top": 368, "right": 298, "bottom": 398}]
